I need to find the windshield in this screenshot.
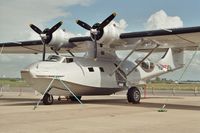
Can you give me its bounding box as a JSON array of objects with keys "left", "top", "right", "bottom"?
[{"left": 46, "top": 55, "right": 62, "bottom": 62}]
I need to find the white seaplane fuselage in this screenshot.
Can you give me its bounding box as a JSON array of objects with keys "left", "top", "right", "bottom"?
[
  {"left": 21, "top": 47, "right": 184, "bottom": 97},
  {"left": 21, "top": 54, "right": 126, "bottom": 96}
]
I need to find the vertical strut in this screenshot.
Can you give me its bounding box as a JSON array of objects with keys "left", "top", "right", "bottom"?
[
  {"left": 59, "top": 79, "right": 83, "bottom": 104},
  {"left": 67, "top": 50, "right": 75, "bottom": 57},
  {"left": 0, "top": 44, "right": 4, "bottom": 54},
  {"left": 33, "top": 76, "right": 83, "bottom": 110},
  {"left": 33, "top": 78, "right": 55, "bottom": 110}
]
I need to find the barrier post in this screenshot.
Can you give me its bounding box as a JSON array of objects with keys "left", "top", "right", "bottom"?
[
  {"left": 18, "top": 88, "right": 22, "bottom": 96},
  {"left": 172, "top": 88, "right": 176, "bottom": 96},
  {"left": 0, "top": 86, "right": 3, "bottom": 97},
  {"left": 151, "top": 87, "right": 154, "bottom": 95},
  {"left": 194, "top": 87, "right": 198, "bottom": 96},
  {"left": 144, "top": 84, "right": 147, "bottom": 98}
]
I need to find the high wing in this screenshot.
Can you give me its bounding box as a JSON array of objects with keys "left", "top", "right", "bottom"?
[
  {"left": 116, "top": 26, "right": 200, "bottom": 52},
  {"left": 0, "top": 40, "right": 43, "bottom": 54},
  {"left": 1, "top": 26, "right": 200, "bottom": 54},
  {"left": 0, "top": 37, "right": 92, "bottom": 54},
  {"left": 0, "top": 20, "right": 92, "bottom": 54}
]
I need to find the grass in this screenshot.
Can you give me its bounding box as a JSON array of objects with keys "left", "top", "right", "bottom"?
[
  {"left": 0, "top": 78, "right": 30, "bottom": 87},
  {"left": 146, "top": 83, "right": 200, "bottom": 90},
  {"left": 0, "top": 78, "right": 200, "bottom": 91}
]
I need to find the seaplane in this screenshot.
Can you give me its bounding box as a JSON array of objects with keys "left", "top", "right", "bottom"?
[{"left": 1, "top": 12, "right": 200, "bottom": 105}]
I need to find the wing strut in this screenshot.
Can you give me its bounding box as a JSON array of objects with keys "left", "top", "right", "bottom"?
[
  {"left": 109, "top": 40, "right": 142, "bottom": 76},
  {"left": 33, "top": 76, "right": 83, "bottom": 110},
  {"left": 126, "top": 44, "right": 159, "bottom": 76},
  {"left": 0, "top": 44, "right": 4, "bottom": 54},
  {"left": 67, "top": 50, "right": 75, "bottom": 57}
]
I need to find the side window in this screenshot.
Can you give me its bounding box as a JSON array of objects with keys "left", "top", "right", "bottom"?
[
  {"left": 66, "top": 58, "right": 73, "bottom": 63},
  {"left": 88, "top": 67, "right": 94, "bottom": 72},
  {"left": 99, "top": 67, "right": 104, "bottom": 72}
]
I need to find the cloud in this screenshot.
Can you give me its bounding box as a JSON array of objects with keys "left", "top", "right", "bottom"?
[
  {"left": 0, "top": 0, "right": 93, "bottom": 42},
  {"left": 0, "top": 54, "right": 41, "bottom": 77},
  {"left": 114, "top": 19, "right": 128, "bottom": 31},
  {"left": 78, "top": 19, "right": 128, "bottom": 36},
  {"left": 142, "top": 10, "right": 184, "bottom": 69},
  {"left": 145, "top": 10, "right": 183, "bottom": 30},
  {"left": 0, "top": 0, "right": 94, "bottom": 77},
  {"left": 144, "top": 10, "right": 200, "bottom": 80}
]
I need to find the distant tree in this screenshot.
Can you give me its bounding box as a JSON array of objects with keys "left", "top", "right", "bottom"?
[{"left": 155, "top": 77, "right": 161, "bottom": 82}]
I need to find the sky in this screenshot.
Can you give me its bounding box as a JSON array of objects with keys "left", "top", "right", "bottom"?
[{"left": 1, "top": 0, "right": 200, "bottom": 80}]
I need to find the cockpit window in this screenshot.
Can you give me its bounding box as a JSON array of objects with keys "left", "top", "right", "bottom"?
[
  {"left": 46, "top": 55, "right": 61, "bottom": 62},
  {"left": 63, "top": 58, "right": 73, "bottom": 63},
  {"left": 66, "top": 58, "right": 73, "bottom": 63}
]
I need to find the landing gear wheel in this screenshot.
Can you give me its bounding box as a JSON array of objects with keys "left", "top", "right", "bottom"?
[
  {"left": 43, "top": 93, "right": 54, "bottom": 105},
  {"left": 58, "top": 96, "right": 61, "bottom": 101},
  {"left": 127, "top": 87, "right": 141, "bottom": 104},
  {"left": 69, "top": 96, "right": 82, "bottom": 102}
]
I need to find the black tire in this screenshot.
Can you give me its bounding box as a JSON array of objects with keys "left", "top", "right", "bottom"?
[
  {"left": 69, "top": 96, "right": 82, "bottom": 102},
  {"left": 58, "top": 96, "right": 61, "bottom": 101},
  {"left": 43, "top": 93, "right": 54, "bottom": 105},
  {"left": 127, "top": 87, "right": 141, "bottom": 104}
]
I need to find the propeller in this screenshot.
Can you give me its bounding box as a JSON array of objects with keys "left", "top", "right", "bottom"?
[
  {"left": 29, "top": 21, "right": 63, "bottom": 61},
  {"left": 76, "top": 12, "right": 117, "bottom": 59}
]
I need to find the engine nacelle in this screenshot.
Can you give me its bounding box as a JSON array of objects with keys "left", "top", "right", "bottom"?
[
  {"left": 97, "top": 22, "right": 121, "bottom": 46},
  {"left": 48, "top": 29, "right": 69, "bottom": 51}
]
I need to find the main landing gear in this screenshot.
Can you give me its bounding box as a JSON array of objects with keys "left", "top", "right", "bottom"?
[
  {"left": 127, "top": 87, "right": 141, "bottom": 104},
  {"left": 43, "top": 93, "right": 54, "bottom": 105},
  {"left": 69, "top": 96, "right": 82, "bottom": 101},
  {"left": 42, "top": 94, "right": 82, "bottom": 105}
]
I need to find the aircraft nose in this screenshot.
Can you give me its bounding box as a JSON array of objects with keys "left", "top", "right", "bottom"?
[
  {"left": 21, "top": 62, "right": 38, "bottom": 85},
  {"left": 21, "top": 69, "right": 33, "bottom": 85}
]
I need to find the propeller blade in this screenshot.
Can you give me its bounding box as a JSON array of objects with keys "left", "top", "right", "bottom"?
[
  {"left": 76, "top": 12, "right": 117, "bottom": 59},
  {"left": 99, "top": 12, "right": 117, "bottom": 29},
  {"left": 42, "top": 42, "right": 46, "bottom": 61},
  {"left": 49, "top": 21, "right": 63, "bottom": 34},
  {"left": 30, "top": 21, "right": 63, "bottom": 61},
  {"left": 76, "top": 20, "right": 91, "bottom": 30},
  {"left": 93, "top": 35, "right": 97, "bottom": 59},
  {"left": 30, "top": 24, "right": 42, "bottom": 34}
]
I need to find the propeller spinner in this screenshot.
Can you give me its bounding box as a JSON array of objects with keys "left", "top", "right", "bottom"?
[
  {"left": 76, "top": 12, "right": 117, "bottom": 59},
  {"left": 30, "top": 21, "right": 63, "bottom": 61}
]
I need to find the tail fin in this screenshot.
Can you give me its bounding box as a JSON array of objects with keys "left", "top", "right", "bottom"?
[{"left": 158, "top": 48, "right": 184, "bottom": 70}]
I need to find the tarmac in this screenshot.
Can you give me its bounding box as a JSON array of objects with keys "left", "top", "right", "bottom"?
[{"left": 0, "top": 91, "right": 200, "bottom": 133}]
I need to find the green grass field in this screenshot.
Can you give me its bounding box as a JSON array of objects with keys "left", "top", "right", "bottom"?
[
  {"left": 0, "top": 78, "right": 30, "bottom": 87},
  {"left": 146, "top": 83, "right": 200, "bottom": 90},
  {"left": 0, "top": 78, "right": 200, "bottom": 90}
]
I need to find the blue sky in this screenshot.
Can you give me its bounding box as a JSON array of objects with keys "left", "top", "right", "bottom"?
[
  {"left": 1, "top": 0, "right": 200, "bottom": 80},
  {"left": 59, "top": 0, "right": 200, "bottom": 33}
]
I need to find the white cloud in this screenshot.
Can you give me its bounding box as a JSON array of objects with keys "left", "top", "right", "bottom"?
[
  {"left": 114, "top": 19, "right": 128, "bottom": 31},
  {"left": 145, "top": 10, "right": 183, "bottom": 30},
  {"left": 0, "top": 0, "right": 93, "bottom": 41},
  {"left": 0, "top": 0, "right": 94, "bottom": 77},
  {"left": 78, "top": 19, "right": 128, "bottom": 36},
  {"left": 0, "top": 54, "right": 41, "bottom": 77},
  {"left": 28, "top": 32, "right": 41, "bottom": 40},
  {"left": 144, "top": 10, "right": 200, "bottom": 80}
]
